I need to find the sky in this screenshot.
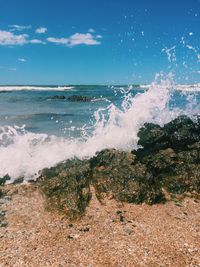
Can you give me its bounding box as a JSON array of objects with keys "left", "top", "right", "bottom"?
[{"left": 0, "top": 0, "right": 200, "bottom": 85}]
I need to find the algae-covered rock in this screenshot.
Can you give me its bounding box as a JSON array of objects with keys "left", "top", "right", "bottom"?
[
  {"left": 136, "top": 115, "right": 200, "bottom": 153},
  {"left": 164, "top": 115, "right": 199, "bottom": 149},
  {"left": 138, "top": 143, "right": 200, "bottom": 195},
  {"left": 132, "top": 115, "right": 200, "bottom": 198},
  {"left": 90, "top": 149, "right": 165, "bottom": 204},
  {"left": 38, "top": 159, "right": 92, "bottom": 219},
  {"left": 136, "top": 123, "right": 170, "bottom": 158}
]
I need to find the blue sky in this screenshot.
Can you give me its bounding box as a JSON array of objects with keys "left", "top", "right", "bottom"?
[{"left": 0, "top": 0, "right": 200, "bottom": 85}]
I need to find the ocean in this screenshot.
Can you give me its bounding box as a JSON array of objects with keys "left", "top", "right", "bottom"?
[{"left": 0, "top": 80, "right": 200, "bottom": 181}]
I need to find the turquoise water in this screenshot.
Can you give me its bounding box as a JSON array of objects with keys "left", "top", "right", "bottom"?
[
  {"left": 0, "top": 85, "right": 199, "bottom": 137},
  {"left": 0, "top": 85, "right": 141, "bottom": 137}
]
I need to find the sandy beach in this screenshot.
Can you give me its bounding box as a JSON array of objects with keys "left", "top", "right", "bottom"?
[{"left": 0, "top": 183, "right": 199, "bottom": 267}]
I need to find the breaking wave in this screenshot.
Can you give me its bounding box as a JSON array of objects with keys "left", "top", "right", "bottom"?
[{"left": 0, "top": 74, "right": 199, "bottom": 182}]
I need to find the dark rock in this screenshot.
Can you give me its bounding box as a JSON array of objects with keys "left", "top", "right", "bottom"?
[
  {"left": 135, "top": 116, "right": 200, "bottom": 155},
  {"left": 38, "top": 159, "right": 92, "bottom": 219},
  {"left": 67, "top": 95, "right": 94, "bottom": 102},
  {"left": 90, "top": 149, "right": 165, "bottom": 204},
  {"left": 140, "top": 144, "right": 200, "bottom": 195},
  {"left": 137, "top": 123, "right": 169, "bottom": 151},
  {"left": 139, "top": 148, "right": 177, "bottom": 174},
  {"left": 0, "top": 175, "right": 10, "bottom": 186},
  {"left": 164, "top": 115, "right": 200, "bottom": 149},
  {"left": 12, "top": 177, "right": 24, "bottom": 184}
]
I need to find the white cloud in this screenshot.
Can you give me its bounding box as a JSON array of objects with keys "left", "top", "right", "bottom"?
[
  {"left": 0, "top": 30, "right": 45, "bottom": 46},
  {"left": 47, "top": 37, "right": 68, "bottom": 45},
  {"left": 36, "top": 27, "right": 47, "bottom": 34},
  {"left": 18, "top": 58, "right": 26, "bottom": 62},
  {"left": 0, "top": 30, "right": 28, "bottom": 45},
  {"left": 9, "top": 25, "right": 32, "bottom": 31},
  {"left": 29, "top": 39, "right": 45, "bottom": 44},
  {"left": 47, "top": 32, "right": 101, "bottom": 47},
  {"left": 69, "top": 33, "right": 101, "bottom": 46}
]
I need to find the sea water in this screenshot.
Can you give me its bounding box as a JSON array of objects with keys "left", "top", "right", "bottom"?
[{"left": 0, "top": 78, "right": 199, "bottom": 182}]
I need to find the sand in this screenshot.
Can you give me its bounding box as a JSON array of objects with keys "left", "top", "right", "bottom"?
[{"left": 0, "top": 183, "right": 200, "bottom": 267}]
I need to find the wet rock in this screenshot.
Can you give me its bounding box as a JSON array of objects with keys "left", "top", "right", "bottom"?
[
  {"left": 38, "top": 159, "right": 92, "bottom": 219},
  {"left": 67, "top": 95, "right": 94, "bottom": 102},
  {"left": 137, "top": 123, "right": 169, "bottom": 153},
  {"left": 12, "top": 177, "right": 24, "bottom": 184},
  {"left": 164, "top": 115, "right": 199, "bottom": 149},
  {"left": 139, "top": 148, "right": 177, "bottom": 174},
  {"left": 0, "top": 175, "right": 10, "bottom": 186},
  {"left": 139, "top": 144, "right": 200, "bottom": 195},
  {"left": 90, "top": 149, "right": 165, "bottom": 204},
  {"left": 135, "top": 115, "right": 200, "bottom": 155}
]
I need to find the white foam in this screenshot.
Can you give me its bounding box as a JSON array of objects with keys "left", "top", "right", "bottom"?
[{"left": 0, "top": 86, "right": 74, "bottom": 91}]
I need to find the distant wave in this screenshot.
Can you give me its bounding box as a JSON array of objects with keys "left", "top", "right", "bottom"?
[
  {"left": 140, "top": 84, "right": 200, "bottom": 92},
  {"left": 0, "top": 85, "right": 74, "bottom": 92},
  {"left": 174, "top": 84, "right": 200, "bottom": 92}
]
